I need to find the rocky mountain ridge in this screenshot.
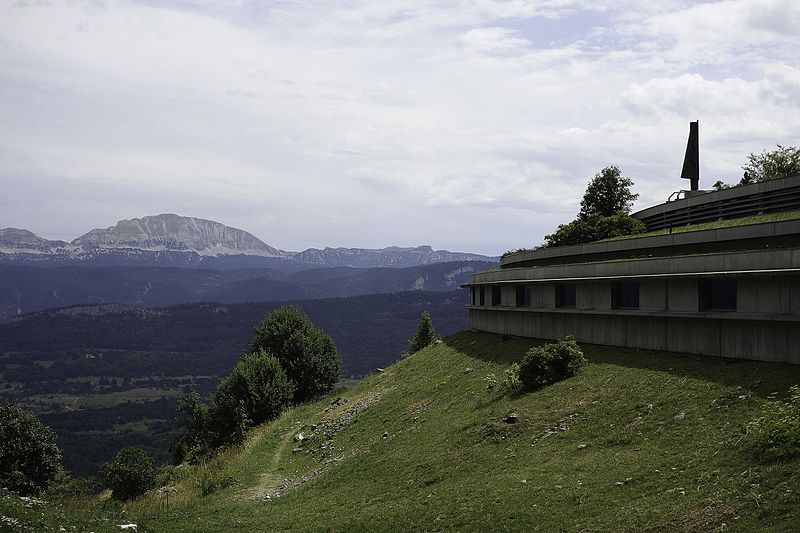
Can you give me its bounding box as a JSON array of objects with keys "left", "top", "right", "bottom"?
[
  {"left": 0, "top": 214, "right": 497, "bottom": 268},
  {"left": 293, "top": 245, "right": 492, "bottom": 268}
]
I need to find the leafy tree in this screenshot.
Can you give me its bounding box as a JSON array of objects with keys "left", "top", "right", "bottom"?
[
  {"left": 0, "top": 403, "right": 62, "bottom": 495},
  {"left": 173, "top": 353, "right": 294, "bottom": 462},
  {"left": 544, "top": 213, "right": 645, "bottom": 247},
  {"left": 712, "top": 180, "right": 731, "bottom": 191},
  {"left": 408, "top": 311, "right": 437, "bottom": 354},
  {"left": 740, "top": 145, "right": 800, "bottom": 185},
  {"left": 100, "top": 447, "right": 156, "bottom": 501},
  {"left": 251, "top": 306, "right": 341, "bottom": 403},
  {"left": 542, "top": 166, "right": 643, "bottom": 248},
  {"left": 172, "top": 392, "right": 215, "bottom": 463},
  {"left": 578, "top": 166, "right": 638, "bottom": 220},
  {"left": 214, "top": 349, "right": 294, "bottom": 430}
]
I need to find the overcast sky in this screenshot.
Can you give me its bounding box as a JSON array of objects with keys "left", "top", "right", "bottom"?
[{"left": 1, "top": 0, "right": 798, "bottom": 255}]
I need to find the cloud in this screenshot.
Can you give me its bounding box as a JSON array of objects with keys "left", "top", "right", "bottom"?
[{"left": 0, "top": 0, "right": 798, "bottom": 255}]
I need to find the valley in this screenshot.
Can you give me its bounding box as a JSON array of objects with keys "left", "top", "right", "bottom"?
[{"left": 0, "top": 290, "right": 468, "bottom": 476}]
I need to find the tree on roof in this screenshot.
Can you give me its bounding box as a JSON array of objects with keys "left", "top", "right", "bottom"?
[
  {"left": 578, "top": 165, "right": 638, "bottom": 220},
  {"left": 740, "top": 145, "right": 800, "bottom": 185}
]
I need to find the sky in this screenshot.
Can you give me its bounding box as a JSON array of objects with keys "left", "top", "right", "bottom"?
[{"left": 0, "top": 0, "right": 798, "bottom": 255}]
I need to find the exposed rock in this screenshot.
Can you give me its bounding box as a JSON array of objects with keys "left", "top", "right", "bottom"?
[
  {"left": 72, "top": 214, "right": 285, "bottom": 258},
  {"left": 535, "top": 412, "right": 585, "bottom": 441},
  {"left": 382, "top": 431, "right": 389, "bottom": 439},
  {"left": 503, "top": 413, "right": 520, "bottom": 424},
  {"left": 292, "top": 245, "right": 497, "bottom": 268},
  {"left": 294, "top": 433, "right": 305, "bottom": 443}
]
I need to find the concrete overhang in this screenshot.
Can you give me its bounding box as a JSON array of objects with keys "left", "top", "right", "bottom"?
[{"left": 500, "top": 218, "right": 800, "bottom": 269}]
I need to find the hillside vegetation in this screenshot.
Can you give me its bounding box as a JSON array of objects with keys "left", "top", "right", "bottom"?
[
  {"left": 4, "top": 331, "right": 800, "bottom": 531},
  {"left": 0, "top": 291, "right": 467, "bottom": 476}
]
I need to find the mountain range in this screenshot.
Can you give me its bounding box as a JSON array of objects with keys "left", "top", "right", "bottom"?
[
  {"left": 0, "top": 260, "right": 493, "bottom": 321},
  {"left": 0, "top": 214, "right": 496, "bottom": 268}
]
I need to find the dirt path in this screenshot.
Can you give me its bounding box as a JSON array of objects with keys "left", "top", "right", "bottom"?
[
  {"left": 241, "top": 421, "right": 301, "bottom": 500},
  {"left": 241, "top": 389, "right": 386, "bottom": 501}
]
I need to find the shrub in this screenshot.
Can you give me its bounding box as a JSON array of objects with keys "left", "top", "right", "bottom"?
[
  {"left": 100, "top": 447, "right": 157, "bottom": 501},
  {"left": 408, "top": 311, "right": 437, "bottom": 354},
  {"left": 0, "top": 403, "right": 62, "bottom": 496},
  {"left": 214, "top": 349, "right": 294, "bottom": 441},
  {"left": 44, "top": 471, "right": 100, "bottom": 500},
  {"left": 544, "top": 213, "right": 646, "bottom": 247},
  {"left": 484, "top": 364, "right": 523, "bottom": 394},
  {"left": 750, "top": 385, "right": 800, "bottom": 460},
  {"left": 251, "top": 306, "right": 342, "bottom": 403},
  {"left": 502, "top": 363, "right": 523, "bottom": 393},
  {"left": 519, "top": 336, "right": 586, "bottom": 390}
]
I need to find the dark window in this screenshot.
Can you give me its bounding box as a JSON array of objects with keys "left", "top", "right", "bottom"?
[
  {"left": 700, "top": 279, "right": 737, "bottom": 311},
  {"left": 515, "top": 285, "right": 531, "bottom": 307},
  {"left": 471, "top": 287, "right": 476, "bottom": 305},
  {"left": 491, "top": 286, "right": 502, "bottom": 306},
  {"left": 555, "top": 283, "right": 576, "bottom": 308},
  {"left": 479, "top": 286, "right": 485, "bottom": 306},
  {"left": 612, "top": 282, "right": 640, "bottom": 309}
]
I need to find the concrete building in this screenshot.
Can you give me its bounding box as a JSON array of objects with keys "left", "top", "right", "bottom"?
[{"left": 465, "top": 175, "right": 800, "bottom": 364}]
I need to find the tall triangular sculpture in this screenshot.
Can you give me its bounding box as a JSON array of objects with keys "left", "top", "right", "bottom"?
[{"left": 681, "top": 120, "right": 699, "bottom": 191}]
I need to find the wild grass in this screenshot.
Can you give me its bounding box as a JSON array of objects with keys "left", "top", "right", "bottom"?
[
  {"left": 599, "top": 209, "right": 800, "bottom": 242},
  {"left": 5, "top": 331, "right": 800, "bottom": 531}
]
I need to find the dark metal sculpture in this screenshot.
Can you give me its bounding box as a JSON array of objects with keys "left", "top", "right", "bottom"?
[{"left": 681, "top": 120, "right": 699, "bottom": 191}]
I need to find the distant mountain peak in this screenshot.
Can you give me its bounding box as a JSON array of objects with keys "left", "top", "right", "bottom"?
[
  {"left": 71, "top": 214, "right": 286, "bottom": 258},
  {"left": 1, "top": 215, "right": 497, "bottom": 268},
  {"left": 0, "top": 227, "right": 69, "bottom": 255},
  {"left": 293, "top": 245, "right": 496, "bottom": 268}
]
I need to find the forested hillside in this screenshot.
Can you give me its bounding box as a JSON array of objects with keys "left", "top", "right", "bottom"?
[
  {"left": 0, "top": 260, "right": 491, "bottom": 320},
  {"left": 0, "top": 290, "right": 467, "bottom": 475}
]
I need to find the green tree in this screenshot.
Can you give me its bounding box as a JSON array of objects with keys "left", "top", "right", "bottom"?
[
  {"left": 214, "top": 349, "right": 294, "bottom": 430},
  {"left": 740, "top": 145, "right": 800, "bottom": 185},
  {"left": 251, "top": 306, "right": 341, "bottom": 404},
  {"left": 544, "top": 212, "right": 645, "bottom": 247},
  {"left": 172, "top": 392, "right": 215, "bottom": 463},
  {"left": 542, "top": 166, "right": 644, "bottom": 248},
  {"left": 408, "top": 311, "right": 437, "bottom": 354},
  {"left": 578, "top": 165, "right": 638, "bottom": 220},
  {"left": 173, "top": 353, "right": 294, "bottom": 462},
  {"left": 100, "top": 447, "right": 156, "bottom": 501},
  {"left": 0, "top": 403, "right": 62, "bottom": 495}
]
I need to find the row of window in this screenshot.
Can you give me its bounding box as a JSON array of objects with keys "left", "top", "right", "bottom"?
[{"left": 471, "top": 279, "right": 738, "bottom": 311}]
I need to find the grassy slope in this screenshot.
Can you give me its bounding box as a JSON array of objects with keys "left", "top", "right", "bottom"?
[
  {"left": 600, "top": 209, "right": 800, "bottom": 242},
  {"left": 6, "top": 331, "right": 800, "bottom": 531}
]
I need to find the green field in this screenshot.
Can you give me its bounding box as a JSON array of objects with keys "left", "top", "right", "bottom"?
[{"left": 3, "top": 331, "right": 800, "bottom": 531}]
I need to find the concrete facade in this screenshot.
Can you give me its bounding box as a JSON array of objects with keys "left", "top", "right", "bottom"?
[
  {"left": 632, "top": 174, "right": 800, "bottom": 231},
  {"left": 466, "top": 218, "right": 800, "bottom": 363}
]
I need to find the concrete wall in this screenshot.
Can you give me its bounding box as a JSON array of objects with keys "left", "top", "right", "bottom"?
[
  {"left": 472, "top": 277, "right": 796, "bottom": 314},
  {"left": 481, "top": 247, "right": 800, "bottom": 285},
  {"left": 468, "top": 308, "right": 800, "bottom": 364}
]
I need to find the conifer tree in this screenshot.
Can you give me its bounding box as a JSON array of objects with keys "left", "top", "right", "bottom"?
[{"left": 408, "top": 311, "right": 437, "bottom": 354}]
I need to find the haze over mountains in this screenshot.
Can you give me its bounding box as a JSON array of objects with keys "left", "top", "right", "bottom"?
[{"left": 0, "top": 214, "right": 496, "bottom": 268}]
